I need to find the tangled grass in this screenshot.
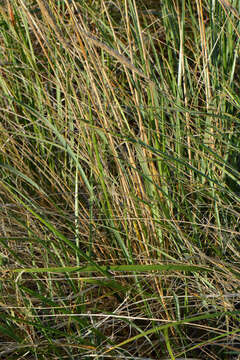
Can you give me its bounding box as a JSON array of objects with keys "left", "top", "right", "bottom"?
[{"left": 0, "top": 0, "right": 240, "bottom": 358}]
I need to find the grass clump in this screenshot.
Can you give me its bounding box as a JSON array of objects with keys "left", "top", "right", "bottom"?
[{"left": 0, "top": 0, "right": 240, "bottom": 358}]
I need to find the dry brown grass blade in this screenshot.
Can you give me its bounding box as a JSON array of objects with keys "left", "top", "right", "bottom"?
[
  {"left": 196, "top": 0, "right": 215, "bottom": 151},
  {"left": 218, "top": 0, "right": 240, "bottom": 20}
]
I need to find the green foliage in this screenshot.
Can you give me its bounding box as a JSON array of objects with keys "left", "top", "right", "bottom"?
[{"left": 0, "top": 0, "right": 240, "bottom": 358}]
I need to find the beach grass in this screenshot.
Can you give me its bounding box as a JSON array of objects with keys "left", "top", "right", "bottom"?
[{"left": 0, "top": 0, "right": 240, "bottom": 358}]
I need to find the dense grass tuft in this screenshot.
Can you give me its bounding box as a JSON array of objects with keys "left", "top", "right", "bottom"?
[{"left": 0, "top": 0, "right": 240, "bottom": 358}]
